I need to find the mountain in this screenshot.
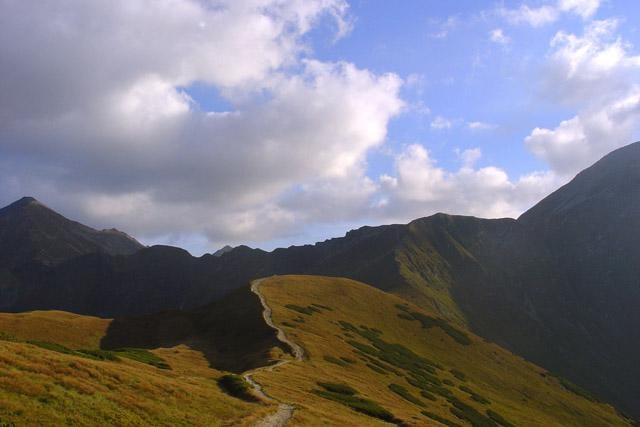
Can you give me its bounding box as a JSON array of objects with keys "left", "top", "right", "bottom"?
[
  {"left": 0, "top": 196, "right": 143, "bottom": 268},
  {"left": 0, "top": 142, "right": 639, "bottom": 417},
  {"left": 0, "top": 276, "right": 632, "bottom": 426}
]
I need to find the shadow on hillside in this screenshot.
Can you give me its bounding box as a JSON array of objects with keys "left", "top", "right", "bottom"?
[{"left": 100, "top": 285, "right": 284, "bottom": 373}]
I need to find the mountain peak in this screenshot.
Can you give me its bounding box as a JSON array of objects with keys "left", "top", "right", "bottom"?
[{"left": 3, "top": 196, "right": 43, "bottom": 210}]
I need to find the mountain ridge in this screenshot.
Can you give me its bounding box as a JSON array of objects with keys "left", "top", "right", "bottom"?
[{"left": 0, "top": 141, "right": 639, "bottom": 417}]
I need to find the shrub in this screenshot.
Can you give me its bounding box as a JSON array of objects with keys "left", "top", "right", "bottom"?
[
  {"left": 285, "top": 304, "right": 319, "bottom": 315},
  {"left": 400, "top": 312, "right": 472, "bottom": 345},
  {"left": 78, "top": 350, "right": 120, "bottom": 362},
  {"left": 311, "top": 303, "right": 333, "bottom": 311},
  {"left": 450, "top": 369, "right": 467, "bottom": 382},
  {"left": 422, "top": 411, "right": 463, "bottom": 427},
  {"left": 313, "top": 389, "right": 397, "bottom": 423},
  {"left": 317, "top": 382, "right": 357, "bottom": 395},
  {"left": 218, "top": 374, "right": 257, "bottom": 402},
  {"left": 324, "top": 355, "right": 348, "bottom": 367},
  {"left": 486, "top": 409, "right": 515, "bottom": 427},
  {"left": 366, "top": 363, "right": 388, "bottom": 375},
  {"left": 388, "top": 384, "right": 425, "bottom": 407},
  {"left": 113, "top": 348, "right": 170, "bottom": 369},
  {"left": 448, "top": 397, "right": 498, "bottom": 427}
]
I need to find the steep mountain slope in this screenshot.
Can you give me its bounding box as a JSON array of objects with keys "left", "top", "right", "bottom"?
[
  {"left": 0, "top": 197, "right": 143, "bottom": 268},
  {"left": 246, "top": 276, "right": 631, "bottom": 426},
  {"left": 0, "top": 275, "right": 631, "bottom": 426}
]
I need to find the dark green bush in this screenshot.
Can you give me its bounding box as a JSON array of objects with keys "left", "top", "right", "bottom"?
[
  {"left": 113, "top": 348, "right": 170, "bottom": 369},
  {"left": 317, "top": 382, "right": 357, "bottom": 395},
  {"left": 388, "top": 383, "right": 425, "bottom": 407},
  {"left": 218, "top": 374, "right": 257, "bottom": 402},
  {"left": 422, "top": 411, "right": 463, "bottom": 427},
  {"left": 450, "top": 369, "right": 467, "bottom": 382},
  {"left": 448, "top": 397, "right": 498, "bottom": 427},
  {"left": 486, "top": 409, "right": 515, "bottom": 427},
  {"left": 400, "top": 311, "right": 472, "bottom": 345},
  {"left": 324, "top": 355, "right": 349, "bottom": 367},
  {"left": 285, "top": 304, "right": 318, "bottom": 315},
  {"left": 313, "top": 390, "right": 397, "bottom": 423}
]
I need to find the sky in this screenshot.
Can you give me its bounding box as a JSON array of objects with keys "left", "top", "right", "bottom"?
[{"left": 1, "top": 0, "right": 639, "bottom": 255}]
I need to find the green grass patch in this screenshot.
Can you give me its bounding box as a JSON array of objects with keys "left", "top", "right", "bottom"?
[
  {"left": 285, "top": 304, "right": 320, "bottom": 315},
  {"left": 0, "top": 332, "right": 17, "bottom": 341},
  {"left": 450, "top": 369, "right": 467, "bottom": 382},
  {"left": 459, "top": 385, "right": 490, "bottom": 404},
  {"left": 388, "top": 383, "right": 425, "bottom": 407},
  {"left": 324, "top": 355, "right": 349, "bottom": 367},
  {"left": 398, "top": 311, "right": 471, "bottom": 346},
  {"left": 339, "top": 356, "right": 356, "bottom": 364},
  {"left": 218, "top": 374, "right": 257, "bottom": 402},
  {"left": 313, "top": 389, "right": 397, "bottom": 423},
  {"left": 366, "top": 363, "right": 388, "bottom": 375},
  {"left": 486, "top": 409, "right": 515, "bottom": 427},
  {"left": 422, "top": 411, "right": 463, "bottom": 427},
  {"left": 448, "top": 397, "right": 498, "bottom": 427},
  {"left": 311, "top": 303, "right": 333, "bottom": 311},
  {"left": 317, "top": 382, "right": 357, "bottom": 396},
  {"left": 112, "top": 348, "right": 170, "bottom": 369}
]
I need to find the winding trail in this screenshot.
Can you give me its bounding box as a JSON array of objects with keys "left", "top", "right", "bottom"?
[{"left": 243, "top": 278, "right": 304, "bottom": 427}]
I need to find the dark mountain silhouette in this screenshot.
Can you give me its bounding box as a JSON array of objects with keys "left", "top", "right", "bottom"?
[
  {"left": 0, "top": 142, "right": 638, "bottom": 416},
  {"left": 0, "top": 196, "right": 143, "bottom": 268}
]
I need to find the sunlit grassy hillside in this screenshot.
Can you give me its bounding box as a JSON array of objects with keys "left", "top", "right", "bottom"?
[
  {"left": 0, "top": 339, "right": 278, "bottom": 426},
  {"left": 251, "top": 275, "right": 632, "bottom": 426}
]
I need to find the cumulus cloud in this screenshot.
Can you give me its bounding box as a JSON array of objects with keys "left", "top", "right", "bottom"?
[
  {"left": 499, "top": 0, "right": 600, "bottom": 27},
  {"left": 377, "top": 145, "right": 558, "bottom": 221},
  {"left": 525, "top": 19, "right": 640, "bottom": 176},
  {"left": 0, "top": 0, "right": 406, "bottom": 247}
]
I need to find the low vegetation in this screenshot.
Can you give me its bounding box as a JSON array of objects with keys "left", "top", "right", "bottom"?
[
  {"left": 218, "top": 374, "right": 257, "bottom": 402},
  {"left": 313, "top": 382, "right": 397, "bottom": 423}
]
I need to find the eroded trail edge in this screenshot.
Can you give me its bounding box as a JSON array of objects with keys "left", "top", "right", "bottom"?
[{"left": 243, "top": 278, "right": 304, "bottom": 427}]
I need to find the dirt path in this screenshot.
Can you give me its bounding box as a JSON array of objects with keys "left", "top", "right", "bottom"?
[{"left": 243, "top": 278, "right": 304, "bottom": 427}]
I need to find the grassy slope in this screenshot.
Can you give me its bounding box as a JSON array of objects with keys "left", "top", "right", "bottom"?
[
  {"left": 0, "top": 340, "right": 277, "bottom": 426},
  {"left": 0, "top": 310, "right": 111, "bottom": 349},
  {"left": 0, "top": 302, "right": 284, "bottom": 426},
  {"left": 251, "top": 275, "right": 630, "bottom": 427}
]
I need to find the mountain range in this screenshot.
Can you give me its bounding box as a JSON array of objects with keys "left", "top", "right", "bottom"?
[{"left": 0, "top": 141, "right": 639, "bottom": 421}]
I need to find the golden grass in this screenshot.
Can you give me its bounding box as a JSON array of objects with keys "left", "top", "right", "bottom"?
[
  {"left": 0, "top": 310, "right": 110, "bottom": 349},
  {"left": 0, "top": 341, "right": 276, "bottom": 426},
  {"left": 250, "top": 275, "right": 631, "bottom": 427}
]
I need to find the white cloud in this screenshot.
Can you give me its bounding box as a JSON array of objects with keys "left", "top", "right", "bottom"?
[
  {"left": 500, "top": 0, "right": 600, "bottom": 27},
  {"left": 467, "top": 121, "right": 497, "bottom": 131},
  {"left": 489, "top": 28, "right": 510, "bottom": 45},
  {"left": 377, "top": 145, "right": 559, "bottom": 220},
  {"left": 525, "top": 18, "right": 640, "bottom": 176},
  {"left": 430, "top": 16, "right": 459, "bottom": 39},
  {"left": 0, "top": 0, "right": 407, "bottom": 248},
  {"left": 525, "top": 87, "right": 640, "bottom": 176},
  {"left": 431, "top": 116, "right": 453, "bottom": 130}
]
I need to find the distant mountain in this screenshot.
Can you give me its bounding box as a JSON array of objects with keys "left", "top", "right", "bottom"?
[
  {"left": 0, "top": 142, "right": 638, "bottom": 416},
  {"left": 0, "top": 196, "right": 143, "bottom": 268}
]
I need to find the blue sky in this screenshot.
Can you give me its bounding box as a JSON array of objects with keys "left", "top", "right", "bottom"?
[{"left": 1, "top": 0, "right": 639, "bottom": 255}]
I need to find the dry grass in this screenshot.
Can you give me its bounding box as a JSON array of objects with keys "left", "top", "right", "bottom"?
[
  {"left": 0, "top": 341, "right": 275, "bottom": 426},
  {"left": 0, "top": 311, "right": 110, "bottom": 349},
  {"left": 249, "top": 275, "right": 631, "bottom": 427}
]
